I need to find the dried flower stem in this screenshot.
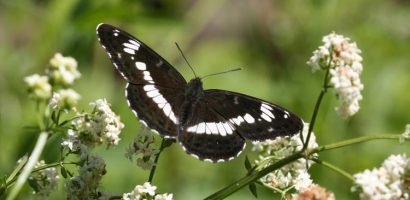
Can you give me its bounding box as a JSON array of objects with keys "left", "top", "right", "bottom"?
[{"left": 6, "top": 132, "right": 48, "bottom": 200}]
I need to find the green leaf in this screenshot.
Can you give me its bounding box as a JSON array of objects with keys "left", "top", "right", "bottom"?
[
  {"left": 244, "top": 155, "right": 252, "bottom": 171},
  {"left": 0, "top": 175, "right": 7, "bottom": 197},
  {"left": 67, "top": 170, "right": 74, "bottom": 177},
  {"left": 60, "top": 166, "right": 68, "bottom": 178},
  {"left": 162, "top": 139, "right": 175, "bottom": 149},
  {"left": 6, "top": 155, "right": 28, "bottom": 183},
  {"left": 249, "top": 183, "right": 258, "bottom": 198},
  {"left": 59, "top": 120, "right": 70, "bottom": 127},
  {"left": 27, "top": 178, "right": 40, "bottom": 193},
  {"left": 51, "top": 110, "right": 58, "bottom": 124}
]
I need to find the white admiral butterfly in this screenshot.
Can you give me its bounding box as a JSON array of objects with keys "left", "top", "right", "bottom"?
[{"left": 96, "top": 23, "right": 303, "bottom": 163}]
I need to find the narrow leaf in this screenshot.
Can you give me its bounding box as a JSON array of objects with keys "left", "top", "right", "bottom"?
[
  {"left": 51, "top": 110, "right": 58, "bottom": 124},
  {"left": 6, "top": 155, "right": 28, "bottom": 183},
  {"left": 249, "top": 183, "right": 258, "bottom": 198},
  {"left": 244, "top": 155, "right": 252, "bottom": 171},
  {"left": 60, "top": 167, "right": 68, "bottom": 178}
]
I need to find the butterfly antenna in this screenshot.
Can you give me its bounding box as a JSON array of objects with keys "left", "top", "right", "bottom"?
[
  {"left": 175, "top": 42, "right": 197, "bottom": 78},
  {"left": 201, "top": 68, "right": 242, "bottom": 79}
]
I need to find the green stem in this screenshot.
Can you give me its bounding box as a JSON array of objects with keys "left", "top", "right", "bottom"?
[
  {"left": 204, "top": 152, "right": 304, "bottom": 200},
  {"left": 148, "top": 139, "right": 166, "bottom": 183},
  {"left": 303, "top": 66, "right": 331, "bottom": 150},
  {"left": 205, "top": 134, "right": 403, "bottom": 200},
  {"left": 5, "top": 161, "right": 77, "bottom": 187},
  {"left": 310, "top": 134, "right": 400, "bottom": 154},
  {"left": 6, "top": 131, "right": 48, "bottom": 200},
  {"left": 312, "top": 158, "right": 354, "bottom": 182}
]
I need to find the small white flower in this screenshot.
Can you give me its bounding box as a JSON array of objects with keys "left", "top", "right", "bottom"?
[
  {"left": 154, "top": 193, "right": 173, "bottom": 200},
  {"left": 123, "top": 182, "right": 173, "bottom": 200},
  {"left": 307, "top": 32, "right": 364, "bottom": 118},
  {"left": 252, "top": 122, "right": 318, "bottom": 192},
  {"left": 63, "top": 99, "right": 124, "bottom": 151},
  {"left": 136, "top": 182, "right": 157, "bottom": 196},
  {"left": 24, "top": 74, "right": 52, "bottom": 100},
  {"left": 49, "top": 89, "right": 81, "bottom": 111},
  {"left": 48, "top": 53, "right": 81, "bottom": 86},
  {"left": 28, "top": 160, "right": 59, "bottom": 197},
  {"left": 61, "top": 129, "right": 78, "bottom": 150},
  {"left": 352, "top": 154, "right": 410, "bottom": 200},
  {"left": 90, "top": 99, "right": 124, "bottom": 146},
  {"left": 307, "top": 46, "right": 330, "bottom": 72},
  {"left": 400, "top": 124, "right": 410, "bottom": 144}
]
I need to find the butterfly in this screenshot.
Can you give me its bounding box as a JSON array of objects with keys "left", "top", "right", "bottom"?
[{"left": 96, "top": 23, "right": 304, "bottom": 163}]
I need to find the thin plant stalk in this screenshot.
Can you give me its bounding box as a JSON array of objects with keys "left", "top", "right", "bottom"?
[
  {"left": 5, "top": 161, "right": 77, "bottom": 188},
  {"left": 148, "top": 139, "right": 166, "bottom": 183},
  {"left": 303, "top": 58, "right": 332, "bottom": 150},
  {"left": 312, "top": 158, "right": 355, "bottom": 182},
  {"left": 6, "top": 131, "right": 48, "bottom": 200}
]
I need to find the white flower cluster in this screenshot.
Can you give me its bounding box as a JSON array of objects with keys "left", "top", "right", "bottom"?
[
  {"left": 28, "top": 160, "right": 60, "bottom": 197},
  {"left": 125, "top": 131, "right": 160, "bottom": 170},
  {"left": 252, "top": 123, "right": 318, "bottom": 192},
  {"left": 24, "top": 74, "right": 52, "bottom": 100},
  {"left": 48, "top": 89, "right": 81, "bottom": 111},
  {"left": 307, "top": 32, "right": 364, "bottom": 118},
  {"left": 24, "top": 53, "right": 81, "bottom": 111},
  {"left": 61, "top": 99, "right": 124, "bottom": 153},
  {"left": 47, "top": 53, "right": 81, "bottom": 86},
  {"left": 123, "top": 182, "right": 173, "bottom": 200},
  {"left": 352, "top": 154, "right": 410, "bottom": 200},
  {"left": 66, "top": 155, "right": 106, "bottom": 200}
]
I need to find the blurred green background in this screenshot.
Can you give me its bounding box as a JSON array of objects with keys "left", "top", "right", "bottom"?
[{"left": 1, "top": 0, "right": 409, "bottom": 199}]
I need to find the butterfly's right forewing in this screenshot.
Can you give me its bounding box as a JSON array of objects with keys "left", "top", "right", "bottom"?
[{"left": 97, "top": 23, "right": 187, "bottom": 138}]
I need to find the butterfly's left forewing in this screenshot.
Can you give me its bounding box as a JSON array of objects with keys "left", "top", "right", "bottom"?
[{"left": 97, "top": 23, "right": 187, "bottom": 138}]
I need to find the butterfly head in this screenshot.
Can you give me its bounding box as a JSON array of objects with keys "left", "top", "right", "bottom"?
[{"left": 185, "top": 77, "right": 204, "bottom": 100}]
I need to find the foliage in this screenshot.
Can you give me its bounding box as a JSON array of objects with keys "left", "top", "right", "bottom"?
[{"left": 1, "top": 0, "right": 410, "bottom": 199}]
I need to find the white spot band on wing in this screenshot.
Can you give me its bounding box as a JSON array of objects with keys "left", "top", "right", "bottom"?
[
  {"left": 135, "top": 62, "right": 146, "bottom": 70},
  {"left": 142, "top": 84, "right": 178, "bottom": 124},
  {"left": 186, "top": 122, "right": 234, "bottom": 136},
  {"left": 123, "top": 48, "right": 135, "bottom": 55}
]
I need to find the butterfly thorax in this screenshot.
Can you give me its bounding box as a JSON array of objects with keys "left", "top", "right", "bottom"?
[{"left": 179, "top": 78, "right": 204, "bottom": 127}]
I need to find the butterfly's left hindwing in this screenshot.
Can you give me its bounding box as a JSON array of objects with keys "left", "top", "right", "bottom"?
[{"left": 178, "top": 101, "right": 246, "bottom": 162}]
